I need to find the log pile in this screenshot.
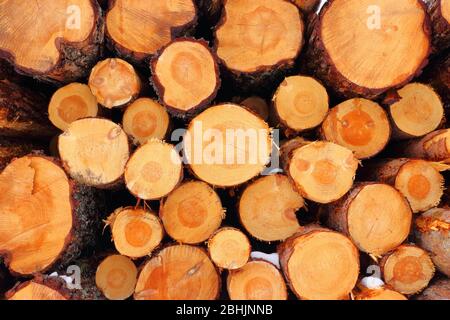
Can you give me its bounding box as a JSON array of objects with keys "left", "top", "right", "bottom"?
[{"left": 0, "top": 0, "right": 449, "bottom": 301}]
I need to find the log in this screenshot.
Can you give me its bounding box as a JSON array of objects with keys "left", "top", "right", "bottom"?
[
  {"left": 272, "top": 76, "right": 329, "bottom": 136},
  {"left": 125, "top": 139, "right": 183, "bottom": 200},
  {"left": 383, "top": 83, "right": 444, "bottom": 140},
  {"left": 134, "top": 244, "right": 220, "bottom": 300},
  {"left": 58, "top": 118, "right": 130, "bottom": 188},
  {"left": 0, "top": 138, "right": 42, "bottom": 171},
  {"left": 6, "top": 275, "right": 74, "bottom": 300},
  {"left": 95, "top": 254, "right": 138, "bottom": 300},
  {"left": 239, "top": 96, "right": 270, "bottom": 121},
  {"left": 414, "top": 207, "right": 450, "bottom": 277},
  {"left": 327, "top": 183, "right": 412, "bottom": 256},
  {"left": 421, "top": 53, "right": 449, "bottom": 107},
  {"left": 0, "top": 156, "right": 103, "bottom": 276},
  {"left": 0, "top": 0, "right": 104, "bottom": 85},
  {"left": 106, "top": 0, "right": 197, "bottom": 65},
  {"left": 395, "top": 129, "right": 450, "bottom": 162},
  {"left": 380, "top": 245, "right": 435, "bottom": 295},
  {"left": 107, "top": 207, "right": 164, "bottom": 259},
  {"left": 88, "top": 58, "right": 141, "bottom": 109},
  {"left": 278, "top": 225, "right": 360, "bottom": 300},
  {"left": 353, "top": 286, "right": 407, "bottom": 300},
  {"left": 48, "top": 83, "right": 99, "bottom": 131},
  {"left": 359, "top": 159, "right": 444, "bottom": 213},
  {"left": 0, "top": 79, "right": 57, "bottom": 138},
  {"left": 151, "top": 38, "right": 220, "bottom": 118},
  {"left": 320, "top": 98, "right": 391, "bottom": 159},
  {"left": 227, "top": 260, "right": 288, "bottom": 300},
  {"left": 427, "top": 0, "right": 450, "bottom": 53},
  {"left": 208, "top": 227, "right": 251, "bottom": 270},
  {"left": 416, "top": 278, "right": 450, "bottom": 300},
  {"left": 122, "top": 98, "right": 171, "bottom": 145},
  {"left": 238, "top": 174, "right": 304, "bottom": 242},
  {"left": 280, "top": 139, "right": 359, "bottom": 204},
  {"left": 306, "top": 0, "right": 431, "bottom": 99},
  {"left": 160, "top": 181, "right": 224, "bottom": 244},
  {"left": 195, "top": 0, "right": 224, "bottom": 25},
  {"left": 185, "top": 104, "right": 272, "bottom": 187},
  {"left": 214, "top": 0, "right": 304, "bottom": 91},
  {"left": 290, "top": 0, "right": 321, "bottom": 13}
]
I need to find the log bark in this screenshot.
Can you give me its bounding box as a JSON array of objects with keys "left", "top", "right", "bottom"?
[
  {"left": 327, "top": 182, "right": 412, "bottom": 256},
  {"left": 353, "top": 285, "right": 407, "bottom": 300},
  {"left": 0, "top": 138, "right": 43, "bottom": 171},
  {"left": 305, "top": 0, "right": 431, "bottom": 99},
  {"left": 214, "top": 0, "right": 304, "bottom": 93},
  {"left": 227, "top": 260, "right": 288, "bottom": 300},
  {"left": 394, "top": 129, "right": 450, "bottom": 162},
  {"left": 426, "top": 0, "right": 450, "bottom": 54},
  {"left": 414, "top": 207, "right": 450, "bottom": 277},
  {"left": 134, "top": 244, "right": 220, "bottom": 300},
  {"left": 319, "top": 98, "right": 391, "bottom": 159},
  {"left": 278, "top": 225, "right": 360, "bottom": 300},
  {"left": 238, "top": 174, "right": 304, "bottom": 242},
  {"left": 106, "top": 0, "right": 198, "bottom": 65},
  {"left": 0, "top": 0, "right": 104, "bottom": 85},
  {"left": 0, "top": 79, "right": 57, "bottom": 138},
  {"left": 235, "top": 96, "right": 270, "bottom": 121},
  {"left": 359, "top": 159, "right": 444, "bottom": 213},
  {"left": 415, "top": 278, "right": 450, "bottom": 300},
  {"left": 160, "top": 181, "right": 224, "bottom": 244},
  {"left": 421, "top": 53, "right": 449, "bottom": 108},
  {"left": 195, "top": 0, "right": 224, "bottom": 25},
  {"left": 6, "top": 274, "right": 75, "bottom": 300},
  {"left": 383, "top": 83, "right": 444, "bottom": 140},
  {"left": 151, "top": 38, "right": 220, "bottom": 119},
  {"left": 0, "top": 156, "right": 104, "bottom": 276}
]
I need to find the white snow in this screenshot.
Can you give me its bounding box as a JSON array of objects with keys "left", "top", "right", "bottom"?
[
  {"left": 250, "top": 252, "right": 280, "bottom": 269},
  {"left": 360, "top": 276, "right": 384, "bottom": 289}
]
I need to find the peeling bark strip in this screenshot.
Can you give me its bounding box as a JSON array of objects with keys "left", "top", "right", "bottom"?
[
  {"left": 306, "top": 0, "right": 431, "bottom": 99},
  {"left": 427, "top": 0, "right": 450, "bottom": 53},
  {"left": 0, "top": 79, "right": 56, "bottom": 138},
  {"left": 106, "top": 0, "right": 197, "bottom": 65},
  {"left": 0, "top": 156, "right": 103, "bottom": 276},
  {"left": 0, "top": 0, "right": 104, "bottom": 85},
  {"left": 214, "top": 0, "right": 304, "bottom": 92}
]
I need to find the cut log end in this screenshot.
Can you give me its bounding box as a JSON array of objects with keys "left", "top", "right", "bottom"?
[
  {"left": 394, "top": 160, "right": 444, "bottom": 213},
  {"left": 125, "top": 140, "right": 182, "bottom": 200},
  {"left": 239, "top": 174, "right": 304, "bottom": 242},
  {"left": 7, "top": 276, "right": 71, "bottom": 300},
  {"left": 122, "top": 98, "right": 170, "bottom": 145},
  {"left": 291, "top": 0, "right": 321, "bottom": 13},
  {"left": 279, "top": 228, "right": 359, "bottom": 300},
  {"left": 134, "top": 245, "right": 220, "bottom": 300},
  {"left": 88, "top": 58, "right": 141, "bottom": 109},
  {"left": 106, "top": 0, "right": 197, "bottom": 63},
  {"left": 227, "top": 260, "right": 287, "bottom": 300},
  {"left": 151, "top": 39, "right": 220, "bottom": 117},
  {"left": 160, "top": 181, "right": 224, "bottom": 244},
  {"left": 108, "top": 207, "right": 164, "bottom": 259},
  {"left": 285, "top": 141, "right": 359, "bottom": 204},
  {"left": 208, "top": 228, "right": 251, "bottom": 270},
  {"left": 381, "top": 245, "right": 435, "bottom": 295},
  {"left": 321, "top": 98, "right": 390, "bottom": 159},
  {"left": 274, "top": 76, "right": 329, "bottom": 133},
  {"left": 387, "top": 83, "right": 444, "bottom": 139},
  {"left": 95, "top": 255, "right": 138, "bottom": 300},
  {"left": 59, "top": 118, "right": 130, "bottom": 188},
  {"left": 215, "top": 0, "right": 304, "bottom": 73},
  {"left": 354, "top": 286, "right": 407, "bottom": 300},
  {"left": 186, "top": 104, "right": 272, "bottom": 187},
  {"left": 48, "top": 83, "right": 99, "bottom": 131}
]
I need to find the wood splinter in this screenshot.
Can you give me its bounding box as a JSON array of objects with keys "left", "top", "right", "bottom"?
[{"left": 208, "top": 228, "right": 251, "bottom": 270}]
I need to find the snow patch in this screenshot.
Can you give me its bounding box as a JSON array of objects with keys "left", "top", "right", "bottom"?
[
  {"left": 250, "top": 251, "right": 280, "bottom": 269},
  {"left": 360, "top": 276, "right": 384, "bottom": 289}
]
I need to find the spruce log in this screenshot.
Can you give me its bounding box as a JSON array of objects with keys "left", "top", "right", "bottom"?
[
  {"left": 359, "top": 159, "right": 444, "bottom": 213},
  {"left": 0, "top": 0, "right": 104, "bottom": 85},
  {"left": 106, "top": 0, "right": 197, "bottom": 65},
  {"left": 239, "top": 96, "right": 270, "bottom": 121},
  {"left": 291, "top": 0, "right": 321, "bottom": 13},
  {"left": 353, "top": 285, "right": 407, "bottom": 300},
  {"left": 151, "top": 38, "right": 220, "bottom": 118},
  {"left": 134, "top": 244, "right": 220, "bottom": 300},
  {"left": 227, "top": 260, "right": 288, "bottom": 300},
  {"left": 427, "top": 0, "right": 450, "bottom": 53},
  {"left": 395, "top": 129, "right": 450, "bottom": 162},
  {"left": 414, "top": 207, "right": 450, "bottom": 277},
  {"left": 320, "top": 98, "right": 391, "bottom": 159},
  {"left": 278, "top": 225, "right": 360, "bottom": 300},
  {"left": 416, "top": 278, "right": 450, "bottom": 300},
  {"left": 306, "top": 0, "right": 431, "bottom": 99},
  {"left": 383, "top": 83, "right": 444, "bottom": 140},
  {"left": 0, "top": 156, "right": 103, "bottom": 276},
  {"left": 6, "top": 275, "right": 74, "bottom": 300},
  {"left": 327, "top": 183, "right": 412, "bottom": 256},
  {"left": 208, "top": 227, "right": 251, "bottom": 270},
  {"left": 0, "top": 79, "right": 57, "bottom": 138},
  {"left": 238, "top": 174, "right": 304, "bottom": 242},
  {"left": 214, "top": 0, "right": 304, "bottom": 92}
]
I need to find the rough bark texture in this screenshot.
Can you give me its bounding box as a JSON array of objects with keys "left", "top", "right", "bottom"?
[
  {"left": 195, "top": 0, "right": 224, "bottom": 25},
  {"left": 427, "top": 0, "right": 450, "bottom": 54},
  {"left": 395, "top": 129, "right": 450, "bottom": 161},
  {"left": 415, "top": 278, "right": 450, "bottom": 300},
  {"left": 0, "top": 138, "right": 43, "bottom": 171},
  {"left": 0, "top": 79, "right": 57, "bottom": 138},
  {"left": 421, "top": 53, "right": 449, "bottom": 108},
  {"left": 0, "top": 0, "right": 104, "bottom": 85},
  {"left": 358, "top": 158, "right": 411, "bottom": 185}
]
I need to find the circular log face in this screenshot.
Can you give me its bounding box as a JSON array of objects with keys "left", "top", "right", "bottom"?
[
  {"left": 0, "top": 157, "right": 73, "bottom": 275},
  {"left": 8, "top": 281, "right": 68, "bottom": 300},
  {"left": 321, "top": 0, "right": 430, "bottom": 90},
  {"left": 208, "top": 228, "right": 251, "bottom": 269},
  {"left": 215, "top": 0, "right": 303, "bottom": 73},
  {"left": 355, "top": 287, "right": 407, "bottom": 300}
]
